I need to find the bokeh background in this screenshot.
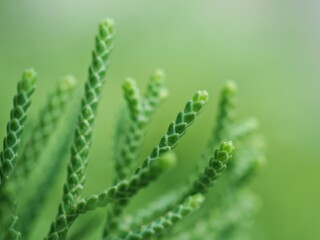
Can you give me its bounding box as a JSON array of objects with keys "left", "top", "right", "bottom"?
[{"left": 0, "top": 1, "right": 319, "bottom": 239}]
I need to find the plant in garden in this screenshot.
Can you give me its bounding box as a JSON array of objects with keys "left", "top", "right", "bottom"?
[{"left": 0, "top": 18, "right": 265, "bottom": 240}]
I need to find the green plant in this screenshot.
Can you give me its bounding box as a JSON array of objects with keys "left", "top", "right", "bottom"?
[{"left": 0, "top": 18, "right": 265, "bottom": 240}]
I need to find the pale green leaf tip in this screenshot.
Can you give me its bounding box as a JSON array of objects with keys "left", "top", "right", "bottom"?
[
  {"left": 124, "top": 77, "right": 136, "bottom": 87},
  {"left": 194, "top": 90, "right": 209, "bottom": 103},
  {"left": 189, "top": 194, "right": 205, "bottom": 209},
  {"left": 225, "top": 80, "right": 237, "bottom": 93},
  {"left": 22, "top": 68, "right": 37, "bottom": 85},
  {"left": 220, "top": 141, "right": 235, "bottom": 154},
  {"left": 59, "top": 75, "right": 77, "bottom": 91},
  {"left": 152, "top": 69, "right": 166, "bottom": 83},
  {"left": 157, "top": 152, "right": 177, "bottom": 171},
  {"left": 100, "top": 18, "right": 115, "bottom": 29}
]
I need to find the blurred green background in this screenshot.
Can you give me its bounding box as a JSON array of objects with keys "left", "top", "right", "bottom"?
[{"left": 0, "top": 1, "right": 319, "bottom": 239}]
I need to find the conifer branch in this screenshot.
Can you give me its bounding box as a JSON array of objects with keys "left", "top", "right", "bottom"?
[
  {"left": 75, "top": 152, "right": 177, "bottom": 215},
  {"left": 123, "top": 78, "right": 143, "bottom": 121},
  {"left": 103, "top": 72, "right": 166, "bottom": 238},
  {"left": 12, "top": 75, "right": 77, "bottom": 188},
  {"left": 123, "top": 141, "right": 235, "bottom": 231},
  {"left": 46, "top": 18, "right": 114, "bottom": 240},
  {"left": 113, "top": 194, "right": 204, "bottom": 240},
  {"left": 138, "top": 90, "right": 209, "bottom": 171},
  {"left": 143, "top": 69, "right": 168, "bottom": 117},
  {"left": 0, "top": 69, "right": 37, "bottom": 240},
  {"left": 0, "top": 69, "right": 37, "bottom": 185},
  {"left": 185, "top": 141, "right": 235, "bottom": 196},
  {"left": 202, "top": 81, "right": 237, "bottom": 162},
  {"left": 114, "top": 70, "right": 167, "bottom": 181},
  {"left": 114, "top": 78, "right": 144, "bottom": 182},
  {"left": 62, "top": 19, "right": 114, "bottom": 203}
]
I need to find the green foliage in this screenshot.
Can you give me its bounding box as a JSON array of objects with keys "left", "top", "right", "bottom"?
[
  {"left": 12, "top": 75, "right": 77, "bottom": 188},
  {"left": 19, "top": 117, "right": 77, "bottom": 238},
  {"left": 0, "top": 69, "right": 37, "bottom": 185},
  {"left": 114, "top": 194, "right": 204, "bottom": 240},
  {"left": 0, "top": 69, "right": 37, "bottom": 240},
  {"left": 0, "top": 17, "right": 266, "bottom": 240},
  {"left": 114, "top": 70, "right": 167, "bottom": 182},
  {"left": 46, "top": 18, "right": 115, "bottom": 240},
  {"left": 200, "top": 80, "right": 237, "bottom": 165}
]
